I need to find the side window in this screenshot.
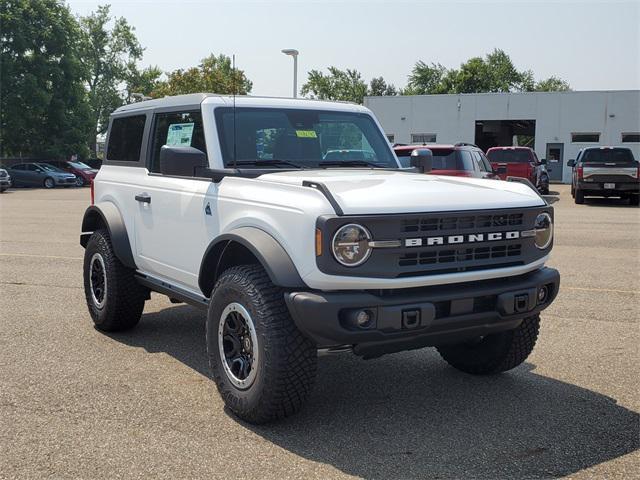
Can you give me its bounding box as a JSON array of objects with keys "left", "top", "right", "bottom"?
[
  {"left": 107, "top": 115, "right": 146, "bottom": 163},
  {"left": 477, "top": 151, "right": 493, "bottom": 172},
  {"left": 149, "top": 111, "right": 206, "bottom": 174},
  {"left": 12, "top": 164, "right": 25, "bottom": 170},
  {"left": 27, "top": 164, "right": 39, "bottom": 171},
  {"left": 459, "top": 150, "right": 475, "bottom": 171}
]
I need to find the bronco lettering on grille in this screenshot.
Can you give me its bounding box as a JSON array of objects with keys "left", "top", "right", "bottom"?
[{"left": 404, "top": 231, "right": 520, "bottom": 248}]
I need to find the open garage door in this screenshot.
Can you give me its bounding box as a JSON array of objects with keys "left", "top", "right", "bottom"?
[{"left": 475, "top": 120, "right": 536, "bottom": 152}]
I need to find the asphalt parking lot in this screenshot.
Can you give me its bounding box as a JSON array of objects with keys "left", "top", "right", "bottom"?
[{"left": 0, "top": 185, "right": 638, "bottom": 479}]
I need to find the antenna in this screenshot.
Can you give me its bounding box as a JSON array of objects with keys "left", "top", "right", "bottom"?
[{"left": 232, "top": 54, "right": 237, "bottom": 169}]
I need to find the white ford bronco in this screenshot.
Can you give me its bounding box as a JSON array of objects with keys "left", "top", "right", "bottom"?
[{"left": 81, "top": 93, "right": 559, "bottom": 423}]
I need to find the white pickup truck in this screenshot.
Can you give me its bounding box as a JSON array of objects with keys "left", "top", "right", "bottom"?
[{"left": 81, "top": 94, "right": 559, "bottom": 423}]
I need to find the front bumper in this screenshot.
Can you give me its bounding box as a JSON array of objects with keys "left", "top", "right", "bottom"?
[{"left": 285, "top": 267, "right": 560, "bottom": 357}]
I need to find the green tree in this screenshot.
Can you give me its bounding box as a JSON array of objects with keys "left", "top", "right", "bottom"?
[
  {"left": 405, "top": 49, "right": 571, "bottom": 95},
  {"left": 78, "top": 5, "right": 143, "bottom": 148},
  {"left": 152, "top": 54, "right": 252, "bottom": 97},
  {"left": 301, "top": 67, "right": 396, "bottom": 103},
  {"left": 369, "top": 76, "right": 397, "bottom": 97},
  {"left": 535, "top": 76, "right": 571, "bottom": 92},
  {"left": 0, "top": 0, "right": 91, "bottom": 158},
  {"left": 406, "top": 61, "right": 448, "bottom": 94},
  {"left": 125, "top": 65, "right": 163, "bottom": 102},
  {"left": 301, "top": 67, "right": 368, "bottom": 104}
]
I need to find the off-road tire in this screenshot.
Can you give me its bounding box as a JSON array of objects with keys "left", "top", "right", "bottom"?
[
  {"left": 43, "top": 177, "right": 55, "bottom": 189},
  {"left": 575, "top": 188, "right": 585, "bottom": 204},
  {"left": 207, "top": 265, "right": 317, "bottom": 424},
  {"left": 436, "top": 315, "right": 540, "bottom": 375},
  {"left": 83, "top": 229, "right": 146, "bottom": 331}
]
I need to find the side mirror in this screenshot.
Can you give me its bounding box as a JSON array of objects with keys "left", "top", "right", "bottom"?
[
  {"left": 410, "top": 148, "right": 433, "bottom": 173},
  {"left": 159, "top": 146, "right": 207, "bottom": 177},
  {"left": 540, "top": 158, "right": 547, "bottom": 165},
  {"left": 567, "top": 159, "right": 575, "bottom": 167}
]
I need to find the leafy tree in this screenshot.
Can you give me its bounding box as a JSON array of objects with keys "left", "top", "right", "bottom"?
[
  {"left": 302, "top": 67, "right": 396, "bottom": 103},
  {"left": 406, "top": 49, "right": 570, "bottom": 94},
  {"left": 406, "top": 61, "right": 448, "bottom": 95},
  {"left": 0, "top": 0, "right": 92, "bottom": 158},
  {"left": 152, "top": 54, "right": 252, "bottom": 97},
  {"left": 535, "top": 76, "right": 571, "bottom": 92},
  {"left": 125, "top": 65, "right": 163, "bottom": 102},
  {"left": 369, "top": 76, "right": 397, "bottom": 97},
  {"left": 78, "top": 5, "right": 143, "bottom": 147},
  {"left": 301, "top": 67, "right": 368, "bottom": 104}
]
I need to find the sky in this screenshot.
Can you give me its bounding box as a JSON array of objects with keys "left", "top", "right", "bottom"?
[{"left": 66, "top": 0, "right": 640, "bottom": 97}]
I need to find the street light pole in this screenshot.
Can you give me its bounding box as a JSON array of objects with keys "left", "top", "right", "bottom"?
[{"left": 281, "top": 49, "right": 299, "bottom": 98}]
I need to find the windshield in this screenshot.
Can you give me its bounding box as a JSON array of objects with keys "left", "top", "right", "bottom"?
[
  {"left": 582, "top": 148, "right": 635, "bottom": 164},
  {"left": 395, "top": 148, "right": 463, "bottom": 170},
  {"left": 487, "top": 149, "right": 533, "bottom": 163},
  {"left": 215, "top": 107, "right": 398, "bottom": 168},
  {"left": 69, "top": 161, "right": 92, "bottom": 170}
]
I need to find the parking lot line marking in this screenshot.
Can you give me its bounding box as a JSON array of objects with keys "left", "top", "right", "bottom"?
[
  {"left": 562, "top": 286, "right": 639, "bottom": 295},
  {"left": 0, "top": 253, "right": 82, "bottom": 260}
]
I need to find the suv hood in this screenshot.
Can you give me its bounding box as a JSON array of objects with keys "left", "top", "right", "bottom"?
[{"left": 258, "top": 170, "right": 545, "bottom": 214}]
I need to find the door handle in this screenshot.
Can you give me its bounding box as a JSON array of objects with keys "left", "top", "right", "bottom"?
[{"left": 135, "top": 193, "right": 151, "bottom": 204}]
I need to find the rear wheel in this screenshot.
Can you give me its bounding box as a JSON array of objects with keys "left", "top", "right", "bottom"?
[
  {"left": 75, "top": 177, "right": 84, "bottom": 187},
  {"left": 207, "top": 265, "right": 317, "bottom": 423},
  {"left": 630, "top": 194, "right": 640, "bottom": 206},
  {"left": 575, "top": 188, "right": 585, "bottom": 204},
  {"left": 83, "top": 229, "right": 146, "bottom": 331},
  {"left": 43, "top": 177, "right": 55, "bottom": 189},
  {"left": 437, "top": 315, "right": 540, "bottom": 375}
]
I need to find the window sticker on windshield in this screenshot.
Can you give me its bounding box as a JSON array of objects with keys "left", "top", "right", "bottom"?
[
  {"left": 295, "top": 130, "right": 317, "bottom": 138},
  {"left": 166, "top": 123, "right": 195, "bottom": 146}
]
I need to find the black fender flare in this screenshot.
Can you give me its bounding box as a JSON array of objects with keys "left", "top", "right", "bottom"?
[
  {"left": 80, "top": 203, "right": 136, "bottom": 269},
  {"left": 199, "top": 227, "right": 306, "bottom": 295}
]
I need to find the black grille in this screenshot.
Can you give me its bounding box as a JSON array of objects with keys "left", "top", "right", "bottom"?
[
  {"left": 316, "top": 206, "right": 551, "bottom": 279},
  {"left": 402, "top": 213, "right": 523, "bottom": 233},
  {"left": 399, "top": 244, "right": 522, "bottom": 267}
]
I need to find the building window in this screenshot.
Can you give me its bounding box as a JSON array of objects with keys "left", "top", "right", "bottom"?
[
  {"left": 621, "top": 132, "right": 640, "bottom": 143},
  {"left": 571, "top": 132, "right": 600, "bottom": 143},
  {"left": 386, "top": 134, "right": 395, "bottom": 143},
  {"left": 411, "top": 133, "right": 436, "bottom": 144}
]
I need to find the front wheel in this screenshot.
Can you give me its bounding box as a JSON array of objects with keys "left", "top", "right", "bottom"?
[
  {"left": 436, "top": 315, "right": 540, "bottom": 375},
  {"left": 43, "top": 177, "right": 55, "bottom": 189},
  {"left": 83, "top": 229, "right": 147, "bottom": 331},
  {"left": 207, "top": 265, "right": 317, "bottom": 424}
]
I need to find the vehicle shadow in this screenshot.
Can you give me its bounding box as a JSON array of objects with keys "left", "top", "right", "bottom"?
[
  {"left": 110, "top": 304, "right": 639, "bottom": 479},
  {"left": 582, "top": 197, "right": 637, "bottom": 208}
]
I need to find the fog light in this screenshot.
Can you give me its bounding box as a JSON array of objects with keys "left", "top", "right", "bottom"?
[
  {"left": 355, "top": 310, "right": 373, "bottom": 328},
  {"left": 537, "top": 286, "right": 549, "bottom": 304}
]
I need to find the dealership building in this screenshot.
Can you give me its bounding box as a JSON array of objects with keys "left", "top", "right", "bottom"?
[{"left": 365, "top": 90, "right": 640, "bottom": 183}]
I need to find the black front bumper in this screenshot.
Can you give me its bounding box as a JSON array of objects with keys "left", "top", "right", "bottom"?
[{"left": 285, "top": 267, "right": 560, "bottom": 358}]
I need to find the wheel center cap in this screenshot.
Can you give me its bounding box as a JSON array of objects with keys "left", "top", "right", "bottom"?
[{"left": 243, "top": 336, "right": 251, "bottom": 352}]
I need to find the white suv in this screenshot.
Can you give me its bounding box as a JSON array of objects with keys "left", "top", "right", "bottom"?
[{"left": 81, "top": 94, "right": 559, "bottom": 423}]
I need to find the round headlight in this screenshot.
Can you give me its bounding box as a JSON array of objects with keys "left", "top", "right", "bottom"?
[
  {"left": 533, "top": 212, "right": 553, "bottom": 249},
  {"left": 332, "top": 224, "right": 372, "bottom": 267}
]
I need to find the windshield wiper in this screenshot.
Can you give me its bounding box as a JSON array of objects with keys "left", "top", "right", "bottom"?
[
  {"left": 318, "top": 160, "right": 386, "bottom": 168},
  {"left": 233, "top": 159, "right": 307, "bottom": 169}
]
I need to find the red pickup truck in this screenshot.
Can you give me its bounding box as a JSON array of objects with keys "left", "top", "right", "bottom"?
[{"left": 486, "top": 146, "right": 550, "bottom": 194}]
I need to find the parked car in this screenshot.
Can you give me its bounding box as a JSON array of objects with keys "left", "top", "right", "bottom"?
[
  {"left": 47, "top": 160, "right": 98, "bottom": 186},
  {"left": 486, "top": 146, "right": 550, "bottom": 194},
  {"left": 0, "top": 168, "right": 11, "bottom": 192},
  {"left": 394, "top": 143, "right": 499, "bottom": 179},
  {"left": 83, "top": 158, "right": 103, "bottom": 170},
  {"left": 568, "top": 147, "right": 639, "bottom": 205},
  {"left": 8, "top": 162, "right": 77, "bottom": 188}
]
